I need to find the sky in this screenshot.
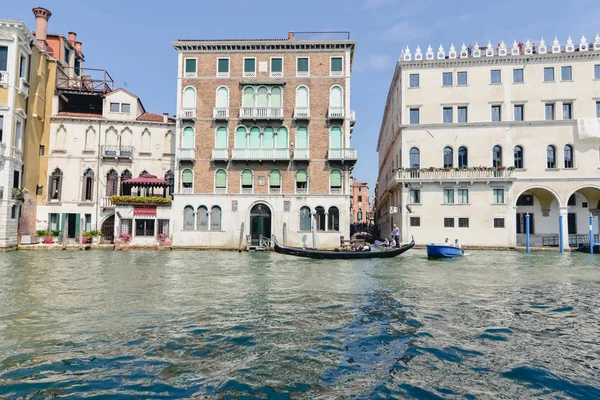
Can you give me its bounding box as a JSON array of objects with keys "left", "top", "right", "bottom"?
[{"left": 5, "top": 0, "right": 600, "bottom": 198}]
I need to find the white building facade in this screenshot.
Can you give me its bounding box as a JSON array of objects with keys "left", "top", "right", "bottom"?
[{"left": 376, "top": 36, "right": 600, "bottom": 248}]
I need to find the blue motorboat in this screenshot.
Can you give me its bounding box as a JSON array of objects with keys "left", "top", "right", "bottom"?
[{"left": 426, "top": 244, "right": 464, "bottom": 259}]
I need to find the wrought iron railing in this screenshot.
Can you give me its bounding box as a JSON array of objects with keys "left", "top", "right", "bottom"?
[{"left": 56, "top": 66, "right": 114, "bottom": 93}]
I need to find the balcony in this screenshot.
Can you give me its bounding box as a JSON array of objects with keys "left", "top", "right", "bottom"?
[
  {"left": 293, "top": 148, "right": 310, "bottom": 160},
  {"left": 101, "top": 145, "right": 134, "bottom": 159},
  {"left": 178, "top": 108, "right": 196, "bottom": 120},
  {"left": 327, "top": 107, "right": 344, "bottom": 120},
  {"left": 101, "top": 197, "right": 115, "bottom": 209},
  {"left": 327, "top": 148, "right": 358, "bottom": 163},
  {"left": 0, "top": 72, "right": 8, "bottom": 86},
  {"left": 212, "top": 148, "right": 229, "bottom": 161},
  {"left": 56, "top": 66, "right": 114, "bottom": 94},
  {"left": 177, "top": 148, "right": 196, "bottom": 161},
  {"left": 181, "top": 187, "right": 194, "bottom": 194},
  {"left": 213, "top": 107, "right": 229, "bottom": 120},
  {"left": 239, "top": 107, "right": 283, "bottom": 120},
  {"left": 18, "top": 78, "right": 29, "bottom": 96},
  {"left": 231, "top": 148, "right": 290, "bottom": 161},
  {"left": 269, "top": 187, "right": 282, "bottom": 195},
  {"left": 349, "top": 110, "right": 356, "bottom": 126},
  {"left": 293, "top": 107, "right": 310, "bottom": 120},
  {"left": 395, "top": 168, "right": 516, "bottom": 183}
]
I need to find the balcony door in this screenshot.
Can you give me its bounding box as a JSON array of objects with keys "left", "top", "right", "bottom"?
[
  {"left": 329, "top": 86, "right": 343, "bottom": 108},
  {"left": 182, "top": 127, "right": 194, "bottom": 149},
  {"left": 330, "top": 126, "right": 342, "bottom": 149}
]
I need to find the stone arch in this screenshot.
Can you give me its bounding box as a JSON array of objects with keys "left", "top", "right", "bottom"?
[
  {"left": 514, "top": 185, "right": 562, "bottom": 212},
  {"left": 565, "top": 185, "right": 600, "bottom": 213}
]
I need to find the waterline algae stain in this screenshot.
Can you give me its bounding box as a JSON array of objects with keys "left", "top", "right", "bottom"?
[{"left": 0, "top": 250, "right": 598, "bottom": 398}]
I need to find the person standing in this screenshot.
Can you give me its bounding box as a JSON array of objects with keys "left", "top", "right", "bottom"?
[{"left": 393, "top": 224, "right": 400, "bottom": 248}]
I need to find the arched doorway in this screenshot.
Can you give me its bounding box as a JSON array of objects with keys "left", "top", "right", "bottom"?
[
  {"left": 566, "top": 185, "right": 600, "bottom": 247},
  {"left": 515, "top": 187, "right": 561, "bottom": 247},
  {"left": 101, "top": 215, "right": 115, "bottom": 243},
  {"left": 250, "top": 204, "right": 271, "bottom": 245}
]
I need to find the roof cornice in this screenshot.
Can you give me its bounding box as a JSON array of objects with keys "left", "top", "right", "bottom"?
[{"left": 51, "top": 115, "right": 175, "bottom": 126}]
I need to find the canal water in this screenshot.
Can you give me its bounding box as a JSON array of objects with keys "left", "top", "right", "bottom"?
[{"left": 0, "top": 250, "right": 598, "bottom": 399}]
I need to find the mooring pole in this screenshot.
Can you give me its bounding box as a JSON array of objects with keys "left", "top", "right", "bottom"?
[
  {"left": 559, "top": 214, "right": 565, "bottom": 254},
  {"left": 590, "top": 213, "right": 594, "bottom": 255},
  {"left": 525, "top": 213, "right": 530, "bottom": 253}
]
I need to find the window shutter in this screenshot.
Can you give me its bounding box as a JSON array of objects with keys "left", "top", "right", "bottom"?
[
  {"left": 216, "top": 170, "right": 226, "bottom": 188},
  {"left": 296, "top": 127, "right": 308, "bottom": 148},
  {"left": 182, "top": 169, "right": 193, "bottom": 184},
  {"left": 270, "top": 87, "right": 282, "bottom": 108},
  {"left": 270, "top": 170, "right": 280, "bottom": 186},
  {"left": 244, "top": 58, "right": 255, "bottom": 72},
  {"left": 218, "top": 58, "right": 229, "bottom": 73},
  {"left": 74, "top": 213, "right": 81, "bottom": 238},
  {"left": 296, "top": 170, "right": 307, "bottom": 183},
  {"left": 276, "top": 127, "right": 288, "bottom": 148},
  {"left": 298, "top": 58, "right": 308, "bottom": 72},
  {"left": 242, "top": 170, "right": 252, "bottom": 186},
  {"left": 271, "top": 58, "right": 282, "bottom": 72},
  {"left": 182, "top": 127, "right": 194, "bottom": 149},
  {"left": 185, "top": 59, "right": 196, "bottom": 73},
  {"left": 256, "top": 87, "right": 268, "bottom": 107},
  {"left": 263, "top": 127, "right": 274, "bottom": 148},
  {"left": 330, "top": 171, "right": 342, "bottom": 187},
  {"left": 216, "top": 127, "right": 227, "bottom": 148},
  {"left": 243, "top": 87, "right": 254, "bottom": 107},
  {"left": 249, "top": 127, "right": 261, "bottom": 149},
  {"left": 235, "top": 127, "right": 247, "bottom": 148},
  {"left": 330, "top": 127, "right": 342, "bottom": 148},
  {"left": 331, "top": 57, "right": 343, "bottom": 72}
]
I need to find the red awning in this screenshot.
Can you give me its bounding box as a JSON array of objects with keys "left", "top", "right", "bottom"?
[
  {"left": 134, "top": 206, "right": 157, "bottom": 217},
  {"left": 122, "top": 174, "right": 169, "bottom": 187}
]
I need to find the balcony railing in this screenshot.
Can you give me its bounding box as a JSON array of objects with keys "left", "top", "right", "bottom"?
[
  {"left": 295, "top": 188, "right": 308, "bottom": 195},
  {"left": 241, "top": 188, "right": 253, "bottom": 194},
  {"left": 56, "top": 66, "right": 114, "bottom": 93},
  {"left": 0, "top": 72, "right": 8, "bottom": 85},
  {"left": 231, "top": 148, "right": 290, "bottom": 161},
  {"left": 101, "top": 145, "right": 134, "bottom": 158},
  {"left": 293, "top": 148, "right": 310, "bottom": 160},
  {"left": 18, "top": 78, "right": 29, "bottom": 96},
  {"left": 294, "top": 107, "right": 310, "bottom": 119},
  {"left": 182, "top": 187, "right": 193, "bottom": 194},
  {"left": 328, "top": 148, "right": 358, "bottom": 161},
  {"left": 184, "top": 71, "right": 197, "bottom": 78},
  {"left": 328, "top": 107, "right": 345, "bottom": 119},
  {"left": 212, "top": 148, "right": 229, "bottom": 160},
  {"left": 178, "top": 108, "right": 196, "bottom": 120},
  {"left": 269, "top": 187, "right": 282, "bottom": 194},
  {"left": 395, "top": 169, "right": 516, "bottom": 182},
  {"left": 330, "top": 188, "right": 343, "bottom": 195},
  {"left": 213, "top": 107, "right": 229, "bottom": 119},
  {"left": 215, "top": 187, "right": 227, "bottom": 194},
  {"left": 177, "top": 148, "right": 196, "bottom": 161},
  {"left": 239, "top": 107, "right": 283, "bottom": 119},
  {"left": 101, "top": 197, "right": 115, "bottom": 208}
]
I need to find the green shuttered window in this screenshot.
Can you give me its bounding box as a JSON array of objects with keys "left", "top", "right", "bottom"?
[
  {"left": 218, "top": 58, "right": 229, "bottom": 73},
  {"left": 216, "top": 170, "right": 227, "bottom": 188},
  {"left": 242, "top": 170, "right": 253, "bottom": 186},
  {"left": 270, "top": 170, "right": 281, "bottom": 187},
  {"left": 271, "top": 58, "right": 282, "bottom": 72},
  {"left": 330, "top": 170, "right": 342, "bottom": 187},
  {"left": 296, "top": 170, "right": 307, "bottom": 183},
  {"left": 185, "top": 59, "right": 196, "bottom": 73},
  {"left": 182, "top": 169, "right": 193, "bottom": 184}
]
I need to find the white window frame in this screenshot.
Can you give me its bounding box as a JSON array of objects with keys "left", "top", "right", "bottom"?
[
  {"left": 457, "top": 188, "right": 469, "bottom": 204},
  {"left": 216, "top": 57, "right": 230, "bottom": 78},
  {"left": 243, "top": 57, "right": 257, "bottom": 78},
  {"left": 240, "top": 169, "right": 254, "bottom": 194},
  {"left": 492, "top": 188, "right": 505, "bottom": 204},
  {"left": 330, "top": 56, "right": 344, "bottom": 77},
  {"left": 295, "top": 170, "right": 309, "bottom": 195},
  {"left": 181, "top": 168, "right": 194, "bottom": 192},
  {"left": 270, "top": 57, "right": 284, "bottom": 78},
  {"left": 183, "top": 57, "right": 197, "bottom": 78},
  {"left": 214, "top": 169, "right": 228, "bottom": 194},
  {"left": 296, "top": 57, "right": 310, "bottom": 77}
]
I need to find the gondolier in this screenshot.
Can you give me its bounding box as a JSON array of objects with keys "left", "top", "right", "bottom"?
[{"left": 392, "top": 224, "right": 400, "bottom": 248}]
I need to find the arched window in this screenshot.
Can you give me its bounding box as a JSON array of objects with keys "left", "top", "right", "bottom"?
[
  {"left": 120, "top": 170, "right": 132, "bottom": 195},
  {"left": 105, "top": 127, "right": 118, "bottom": 155},
  {"left": 263, "top": 127, "right": 275, "bottom": 148},
  {"left": 296, "top": 126, "right": 308, "bottom": 149},
  {"left": 82, "top": 169, "right": 94, "bottom": 201},
  {"left": 181, "top": 168, "right": 193, "bottom": 192},
  {"left": 563, "top": 144, "right": 574, "bottom": 168},
  {"left": 492, "top": 145, "right": 502, "bottom": 168},
  {"left": 330, "top": 170, "right": 342, "bottom": 193},
  {"left": 106, "top": 169, "right": 118, "bottom": 196},
  {"left": 197, "top": 206, "right": 208, "bottom": 231},
  {"left": 49, "top": 168, "right": 62, "bottom": 201},
  {"left": 120, "top": 128, "right": 133, "bottom": 155},
  {"left": 182, "top": 127, "right": 194, "bottom": 149},
  {"left": 215, "top": 169, "right": 227, "bottom": 192},
  {"left": 513, "top": 146, "right": 524, "bottom": 169},
  {"left": 328, "top": 206, "right": 339, "bottom": 231},
  {"left": 315, "top": 206, "right": 326, "bottom": 231},
  {"left": 276, "top": 126, "right": 288, "bottom": 148},
  {"left": 458, "top": 146, "right": 468, "bottom": 167},
  {"left": 329, "top": 126, "right": 342, "bottom": 149},
  {"left": 296, "top": 169, "right": 308, "bottom": 193},
  {"left": 210, "top": 206, "right": 222, "bottom": 231},
  {"left": 84, "top": 127, "right": 95, "bottom": 150},
  {"left": 55, "top": 126, "right": 67, "bottom": 150},
  {"left": 547, "top": 145, "right": 556, "bottom": 168},
  {"left": 299, "top": 206, "right": 311, "bottom": 231},
  {"left": 182, "top": 87, "right": 195, "bottom": 109},
  {"left": 141, "top": 129, "right": 151, "bottom": 153},
  {"left": 249, "top": 126, "right": 261, "bottom": 149},
  {"left": 164, "top": 131, "right": 173, "bottom": 154},
  {"left": 443, "top": 146, "right": 453, "bottom": 168},
  {"left": 410, "top": 147, "right": 420, "bottom": 168},
  {"left": 357, "top": 209, "right": 363, "bottom": 221},
  {"left": 269, "top": 170, "right": 281, "bottom": 193},
  {"left": 271, "top": 87, "right": 282, "bottom": 108},
  {"left": 215, "top": 86, "right": 228, "bottom": 108},
  {"left": 256, "top": 87, "right": 268, "bottom": 108},
  {"left": 215, "top": 126, "right": 227, "bottom": 149},
  {"left": 241, "top": 169, "right": 253, "bottom": 193},
  {"left": 183, "top": 206, "right": 195, "bottom": 230},
  {"left": 139, "top": 170, "right": 149, "bottom": 176},
  {"left": 235, "top": 126, "right": 247, "bottom": 148},
  {"left": 165, "top": 170, "right": 174, "bottom": 197},
  {"left": 242, "top": 87, "right": 255, "bottom": 107},
  {"left": 296, "top": 86, "right": 309, "bottom": 108},
  {"left": 329, "top": 85, "right": 343, "bottom": 108}
]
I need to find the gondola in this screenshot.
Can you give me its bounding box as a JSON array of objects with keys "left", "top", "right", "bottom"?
[
  {"left": 272, "top": 235, "right": 415, "bottom": 260},
  {"left": 575, "top": 243, "right": 600, "bottom": 254}
]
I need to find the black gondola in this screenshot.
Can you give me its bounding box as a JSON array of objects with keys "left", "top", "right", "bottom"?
[
  {"left": 575, "top": 244, "right": 600, "bottom": 254},
  {"left": 272, "top": 235, "right": 415, "bottom": 260}
]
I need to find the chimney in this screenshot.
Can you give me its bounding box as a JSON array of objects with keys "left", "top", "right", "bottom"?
[
  {"left": 68, "top": 32, "right": 77, "bottom": 46},
  {"left": 288, "top": 31, "right": 294, "bottom": 40},
  {"left": 163, "top": 113, "right": 169, "bottom": 123},
  {"left": 32, "top": 7, "right": 52, "bottom": 47},
  {"left": 75, "top": 41, "right": 82, "bottom": 54}
]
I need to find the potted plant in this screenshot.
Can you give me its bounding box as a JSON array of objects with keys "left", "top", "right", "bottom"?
[
  {"left": 157, "top": 233, "right": 168, "bottom": 242},
  {"left": 89, "top": 230, "right": 102, "bottom": 244}
]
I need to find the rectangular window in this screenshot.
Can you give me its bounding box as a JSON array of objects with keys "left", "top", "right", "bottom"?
[
  {"left": 0, "top": 46, "right": 7, "bottom": 71},
  {"left": 217, "top": 58, "right": 230, "bottom": 76},
  {"left": 121, "top": 219, "right": 133, "bottom": 235},
  {"left": 121, "top": 103, "right": 131, "bottom": 113},
  {"left": 158, "top": 219, "right": 170, "bottom": 236},
  {"left": 458, "top": 217, "right": 469, "bottom": 228},
  {"left": 410, "top": 217, "right": 421, "bottom": 227},
  {"left": 184, "top": 58, "right": 197, "bottom": 75},
  {"left": 85, "top": 214, "right": 92, "bottom": 232},
  {"left": 297, "top": 57, "right": 309, "bottom": 76},
  {"left": 409, "top": 108, "right": 420, "bottom": 124},
  {"left": 39, "top": 145, "right": 45, "bottom": 156},
  {"left": 493, "top": 188, "right": 505, "bottom": 204},
  {"left": 491, "top": 105, "right": 502, "bottom": 121},
  {"left": 457, "top": 71, "right": 467, "bottom": 85},
  {"left": 243, "top": 58, "right": 256, "bottom": 77},
  {"left": 597, "top": 101, "right": 600, "bottom": 118},
  {"left": 443, "top": 107, "right": 453, "bottom": 123},
  {"left": 562, "top": 102, "right": 573, "bottom": 120},
  {"left": 13, "top": 170, "right": 20, "bottom": 189},
  {"left": 270, "top": 57, "right": 283, "bottom": 77},
  {"left": 544, "top": 67, "right": 554, "bottom": 82},
  {"left": 110, "top": 103, "right": 119, "bottom": 112},
  {"left": 49, "top": 213, "right": 59, "bottom": 231},
  {"left": 545, "top": 103, "right": 555, "bottom": 120},
  {"left": 457, "top": 107, "right": 468, "bottom": 123},
  {"left": 444, "top": 217, "right": 455, "bottom": 228},
  {"left": 442, "top": 72, "right": 453, "bottom": 86},
  {"left": 409, "top": 73, "right": 419, "bottom": 88},
  {"left": 514, "top": 104, "right": 524, "bottom": 121},
  {"left": 513, "top": 68, "right": 524, "bottom": 83},
  {"left": 494, "top": 218, "right": 505, "bottom": 228},
  {"left": 458, "top": 189, "right": 469, "bottom": 204},
  {"left": 330, "top": 57, "right": 343, "bottom": 75},
  {"left": 410, "top": 189, "right": 420, "bottom": 204},
  {"left": 444, "top": 189, "right": 454, "bottom": 204},
  {"left": 594, "top": 64, "right": 600, "bottom": 79},
  {"left": 135, "top": 219, "right": 155, "bottom": 237},
  {"left": 561, "top": 66, "right": 572, "bottom": 81},
  {"left": 490, "top": 69, "right": 501, "bottom": 84},
  {"left": 19, "top": 55, "right": 26, "bottom": 78}
]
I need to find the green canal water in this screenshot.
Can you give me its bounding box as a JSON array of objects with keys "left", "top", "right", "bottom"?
[{"left": 0, "top": 249, "right": 598, "bottom": 399}]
